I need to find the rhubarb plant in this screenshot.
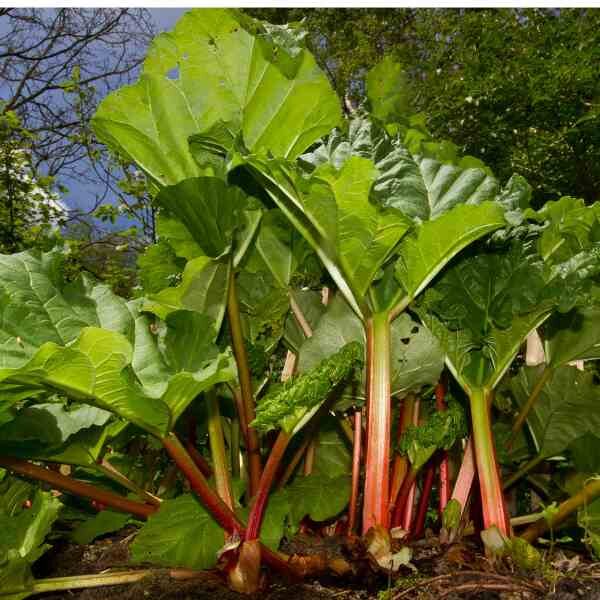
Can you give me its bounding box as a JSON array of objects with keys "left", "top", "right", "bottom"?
[{"left": 417, "top": 208, "right": 600, "bottom": 535}]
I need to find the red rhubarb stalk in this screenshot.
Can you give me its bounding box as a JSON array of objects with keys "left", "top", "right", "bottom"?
[
  {"left": 435, "top": 380, "right": 450, "bottom": 513},
  {"left": 246, "top": 431, "right": 291, "bottom": 540},
  {"left": 469, "top": 388, "right": 511, "bottom": 535},
  {"left": 0, "top": 456, "right": 155, "bottom": 519},
  {"left": 389, "top": 393, "right": 415, "bottom": 509},
  {"left": 162, "top": 433, "right": 295, "bottom": 576},
  {"left": 451, "top": 437, "right": 476, "bottom": 516},
  {"left": 362, "top": 311, "right": 392, "bottom": 533},
  {"left": 413, "top": 460, "right": 436, "bottom": 538},
  {"left": 391, "top": 467, "right": 417, "bottom": 528},
  {"left": 348, "top": 408, "right": 363, "bottom": 534}
]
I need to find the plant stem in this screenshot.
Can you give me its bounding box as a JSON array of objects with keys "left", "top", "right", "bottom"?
[
  {"left": 227, "top": 268, "right": 261, "bottom": 497},
  {"left": 521, "top": 478, "right": 600, "bottom": 543},
  {"left": 413, "top": 461, "right": 436, "bottom": 539},
  {"left": 185, "top": 443, "right": 213, "bottom": 478},
  {"left": 362, "top": 311, "right": 392, "bottom": 534},
  {"left": 96, "top": 459, "right": 162, "bottom": 507},
  {"left": 389, "top": 394, "right": 415, "bottom": 509},
  {"left": 435, "top": 380, "right": 450, "bottom": 513},
  {"left": 162, "top": 433, "right": 241, "bottom": 533},
  {"left": 303, "top": 439, "right": 316, "bottom": 476},
  {"left": 231, "top": 416, "right": 241, "bottom": 479},
  {"left": 508, "top": 366, "right": 553, "bottom": 448},
  {"left": 162, "top": 435, "right": 295, "bottom": 577},
  {"left": 348, "top": 408, "right": 363, "bottom": 534},
  {"left": 451, "top": 437, "right": 476, "bottom": 518},
  {"left": 206, "top": 389, "right": 234, "bottom": 510},
  {"left": 503, "top": 455, "right": 545, "bottom": 490},
  {"left": 470, "top": 388, "right": 510, "bottom": 535},
  {"left": 391, "top": 467, "right": 417, "bottom": 528},
  {"left": 0, "top": 456, "right": 155, "bottom": 519},
  {"left": 8, "top": 569, "right": 207, "bottom": 595},
  {"left": 246, "top": 431, "right": 291, "bottom": 540}
]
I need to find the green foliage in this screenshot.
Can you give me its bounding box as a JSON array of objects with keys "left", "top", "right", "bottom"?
[
  {"left": 253, "top": 341, "right": 363, "bottom": 434},
  {"left": 398, "top": 400, "right": 467, "bottom": 470},
  {"left": 0, "top": 478, "right": 61, "bottom": 600},
  {"left": 92, "top": 8, "right": 341, "bottom": 190},
  {"left": 507, "top": 365, "right": 600, "bottom": 460},
  {"left": 130, "top": 494, "right": 223, "bottom": 570},
  {"left": 70, "top": 510, "right": 131, "bottom": 545}
]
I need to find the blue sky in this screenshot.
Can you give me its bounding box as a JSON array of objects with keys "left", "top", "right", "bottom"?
[{"left": 56, "top": 8, "right": 188, "bottom": 230}]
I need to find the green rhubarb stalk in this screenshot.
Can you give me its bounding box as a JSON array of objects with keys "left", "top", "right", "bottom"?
[
  {"left": 96, "top": 458, "right": 162, "bottom": 507},
  {"left": 362, "top": 311, "right": 392, "bottom": 533},
  {"left": 507, "top": 366, "right": 553, "bottom": 448},
  {"left": 5, "top": 569, "right": 206, "bottom": 595},
  {"left": 503, "top": 455, "right": 544, "bottom": 490},
  {"left": 227, "top": 268, "right": 262, "bottom": 497},
  {"left": 521, "top": 477, "right": 600, "bottom": 543},
  {"left": 206, "top": 389, "right": 235, "bottom": 509},
  {"left": 470, "top": 387, "right": 511, "bottom": 535}
]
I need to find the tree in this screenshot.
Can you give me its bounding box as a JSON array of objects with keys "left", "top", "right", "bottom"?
[
  {"left": 0, "top": 8, "right": 155, "bottom": 202},
  {"left": 0, "top": 109, "right": 66, "bottom": 253},
  {"left": 245, "top": 8, "right": 600, "bottom": 206}
]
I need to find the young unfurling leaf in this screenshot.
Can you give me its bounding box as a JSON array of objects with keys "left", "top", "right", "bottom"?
[{"left": 252, "top": 342, "right": 363, "bottom": 435}]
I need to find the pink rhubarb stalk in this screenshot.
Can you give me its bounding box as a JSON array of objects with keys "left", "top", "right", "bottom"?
[{"left": 362, "top": 312, "right": 392, "bottom": 533}]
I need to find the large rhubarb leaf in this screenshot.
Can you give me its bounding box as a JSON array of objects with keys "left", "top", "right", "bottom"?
[
  {"left": 301, "top": 117, "right": 499, "bottom": 221},
  {"left": 0, "top": 403, "right": 111, "bottom": 460},
  {"left": 131, "top": 311, "right": 236, "bottom": 424},
  {"left": 418, "top": 226, "right": 600, "bottom": 391},
  {"left": 244, "top": 154, "right": 412, "bottom": 316},
  {"left": 0, "top": 328, "right": 170, "bottom": 437},
  {"left": 395, "top": 202, "right": 506, "bottom": 303},
  {"left": 0, "top": 478, "right": 61, "bottom": 600},
  {"left": 92, "top": 9, "right": 341, "bottom": 189},
  {"left": 131, "top": 494, "right": 222, "bottom": 570},
  {"left": 507, "top": 365, "right": 600, "bottom": 460},
  {"left": 0, "top": 250, "right": 133, "bottom": 371}
]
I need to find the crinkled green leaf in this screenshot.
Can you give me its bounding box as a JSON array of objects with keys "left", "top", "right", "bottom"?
[
  {"left": 507, "top": 364, "right": 600, "bottom": 460},
  {"left": 156, "top": 214, "right": 203, "bottom": 261},
  {"left": 301, "top": 117, "right": 499, "bottom": 222},
  {"left": 253, "top": 341, "right": 363, "bottom": 434},
  {"left": 92, "top": 9, "right": 341, "bottom": 189},
  {"left": 399, "top": 399, "right": 467, "bottom": 471},
  {"left": 130, "top": 494, "right": 222, "bottom": 570},
  {"left": 312, "top": 416, "right": 352, "bottom": 478}
]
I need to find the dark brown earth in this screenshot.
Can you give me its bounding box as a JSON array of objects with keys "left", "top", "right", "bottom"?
[{"left": 32, "top": 528, "right": 600, "bottom": 600}]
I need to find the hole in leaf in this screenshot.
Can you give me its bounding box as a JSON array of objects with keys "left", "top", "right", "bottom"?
[
  {"left": 166, "top": 66, "right": 179, "bottom": 80},
  {"left": 411, "top": 326, "right": 419, "bottom": 334},
  {"left": 401, "top": 338, "right": 410, "bottom": 345}
]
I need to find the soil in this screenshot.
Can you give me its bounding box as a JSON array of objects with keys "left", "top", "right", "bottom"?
[{"left": 31, "top": 528, "right": 600, "bottom": 600}]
